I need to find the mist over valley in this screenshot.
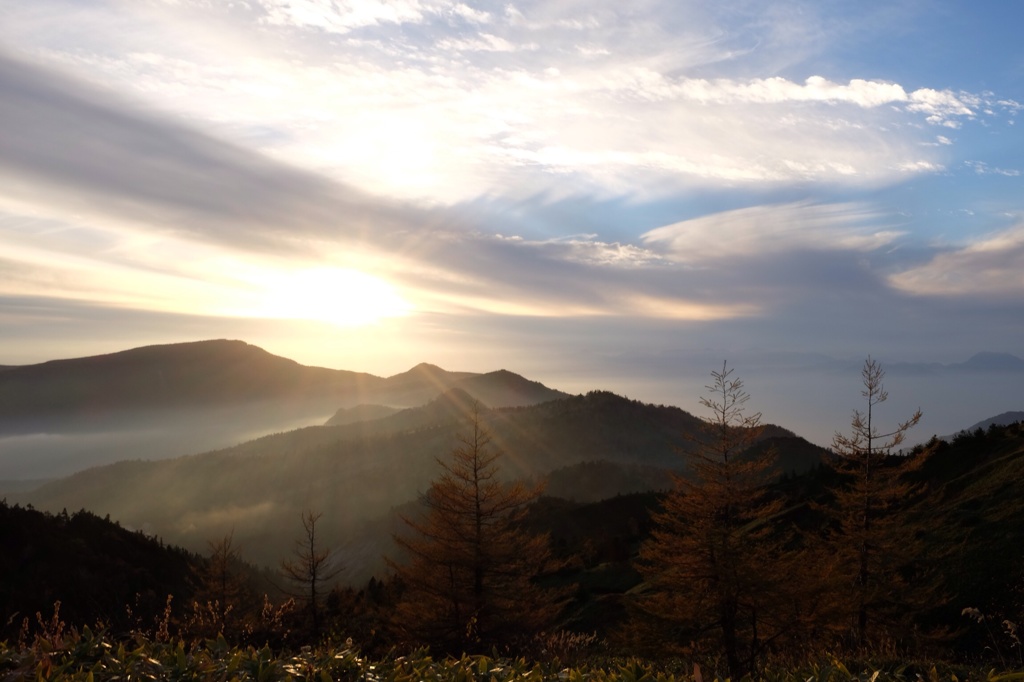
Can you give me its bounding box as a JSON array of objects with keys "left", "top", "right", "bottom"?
[{"left": 2, "top": 339, "right": 1021, "bottom": 586}]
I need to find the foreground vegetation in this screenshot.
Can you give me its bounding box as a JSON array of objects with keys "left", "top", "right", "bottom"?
[{"left": 2, "top": 627, "right": 1018, "bottom": 682}]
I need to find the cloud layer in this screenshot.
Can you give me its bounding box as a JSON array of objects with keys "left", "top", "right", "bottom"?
[
  {"left": 5, "top": 1, "right": 1018, "bottom": 205},
  {"left": 1, "top": 0, "right": 1023, "bottom": 447}
]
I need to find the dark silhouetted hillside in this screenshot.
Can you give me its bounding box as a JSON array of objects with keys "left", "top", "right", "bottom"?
[
  {"left": 545, "top": 460, "right": 672, "bottom": 502},
  {"left": 0, "top": 501, "right": 197, "bottom": 639},
  {"left": 906, "top": 422, "right": 1024, "bottom": 631},
  {"left": 520, "top": 493, "right": 657, "bottom": 634},
  {"left": 740, "top": 434, "right": 835, "bottom": 476}
]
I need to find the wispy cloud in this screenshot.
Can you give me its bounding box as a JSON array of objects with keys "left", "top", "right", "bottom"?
[
  {"left": 438, "top": 33, "right": 537, "bottom": 52},
  {"left": 642, "top": 202, "right": 903, "bottom": 263},
  {"left": 906, "top": 88, "right": 979, "bottom": 128},
  {"left": 635, "top": 74, "right": 905, "bottom": 108},
  {"left": 257, "top": 0, "right": 490, "bottom": 33},
  {"left": 537, "top": 235, "right": 669, "bottom": 268},
  {"left": 890, "top": 225, "right": 1024, "bottom": 298},
  {"left": 965, "top": 161, "right": 1021, "bottom": 177}
]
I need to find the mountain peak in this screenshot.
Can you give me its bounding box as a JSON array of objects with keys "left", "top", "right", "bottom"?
[
  {"left": 959, "top": 352, "right": 1024, "bottom": 371},
  {"left": 386, "top": 362, "right": 459, "bottom": 382},
  {"left": 0, "top": 339, "right": 371, "bottom": 423},
  {"left": 408, "top": 362, "right": 448, "bottom": 374},
  {"left": 957, "top": 411, "right": 1024, "bottom": 435},
  {"left": 454, "top": 370, "right": 570, "bottom": 408}
]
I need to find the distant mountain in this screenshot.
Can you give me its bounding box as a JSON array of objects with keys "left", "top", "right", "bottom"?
[
  {"left": 0, "top": 341, "right": 565, "bottom": 432},
  {"left": 0, "top": 341, "right": 570, "bottom": 478},
  {"left": 374, "top": 362, "right": 477, "bottom": 405},
  {"left": 884, "top": 351, "right": 1024, "bottom": 375},
  {"left": 0, "top": 340, "right": 375, "bottom": 428},
  {"left": 934, "top": 411, "right": 1024, "bottom": 442},
  {"left": 957, "top": 411, "right": 1024, "bottom": 434},
  {"left": 954, "top": 352, "right": 1024, "bottom": 371},
  {"left": 327, "top": 384, "right": 567, "bottom": 437},
  {"left": 453, "top": 369, "right": 571, "bottom": 408},
  {"left": 366, "top": 365, "right": 569, "bottom": 410}
]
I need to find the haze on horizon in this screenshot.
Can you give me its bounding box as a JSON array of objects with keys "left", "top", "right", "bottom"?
[{"left": 1, "top": 1, "right": 1023, "bottom": 446}]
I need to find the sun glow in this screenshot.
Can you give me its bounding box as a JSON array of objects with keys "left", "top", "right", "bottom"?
[{"left": 242, "top": 267, "right": 412, "bottom": 327}]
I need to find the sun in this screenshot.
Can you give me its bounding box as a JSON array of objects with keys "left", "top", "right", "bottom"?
[{"left": 251, "top": 267, "right": 412, "bottom": 327}]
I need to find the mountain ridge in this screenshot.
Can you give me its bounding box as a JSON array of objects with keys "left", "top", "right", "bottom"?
[
  {"left": 0, "top": 340, "right": 573, "bottom": 480},
  {"left": 15, "top": 389, "right": 829, "bottom": 582},
  {"left": 957, "top": 351, "right": 1024, "bottom": 371},
  {"left": 878, "top": 350, "right": 1024, "bottom": 375},
  {"left": 0, "top": 339, "right": 377, "bottom": 420},
  {"left": 0, "top": 340, "right": 568, "bottom": 420}
]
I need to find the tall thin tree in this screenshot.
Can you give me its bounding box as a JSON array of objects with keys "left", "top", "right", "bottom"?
[
  {"left": 829, "top": 356, "right": 924, "bottom": 649},
  {"left": 388, "top": 405, "right": 560, "bottom": 652},
  {"left": 639, "top": 362, "right": 790, "bottom": 677},
  {"left": 193, "top": 532, "right": 247, "bottom": 639},
  {"left": 281, "top": 510, "right": 342, "bottom": 641}
]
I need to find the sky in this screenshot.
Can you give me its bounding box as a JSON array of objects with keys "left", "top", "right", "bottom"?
[{"left": 1, "top": 0, "right": 1023, "bottom": 446}]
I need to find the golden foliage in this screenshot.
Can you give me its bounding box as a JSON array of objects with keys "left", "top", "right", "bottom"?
[{"left": 388, "top": 405, "right": 562, "bottom": 652}]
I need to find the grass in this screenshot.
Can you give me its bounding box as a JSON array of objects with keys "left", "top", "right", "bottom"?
[{"left": 2, "top": 627, "right": 1020, "bottom": 682}]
